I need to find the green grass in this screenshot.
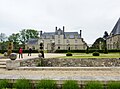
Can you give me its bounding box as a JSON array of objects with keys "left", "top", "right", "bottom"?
[
  {"left": 62, "top": 53, "right": 120, "bottom": 58},
  {"left": 13, "top": 79, "right": 32, "bottom": 89},
  {"left": 85, "top": 81, "right": 103, "bottom": 89},
  {"left": 36, "top": 79, "right": 57, "bottom": 89},
  {"left": 0, "top": 79, "right": 9, "bottom": 89},
  {"left": 62, "top": 80, "right": 79, "bottom": 89},
  {"left": 107, "top": 81, "right": 120, "bottom": 89}
]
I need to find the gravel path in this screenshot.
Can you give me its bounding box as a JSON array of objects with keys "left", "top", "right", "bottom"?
[{"left": 0, "top": 68, "right": 120, "bottom": 81}]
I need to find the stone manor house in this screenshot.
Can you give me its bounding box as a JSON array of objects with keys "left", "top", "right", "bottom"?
[
  {"left": 106, "top": 18, "right": 120, "bottom": 50},
  {"left": 26, "top": 26, "right": 87, "bottom": 52}
]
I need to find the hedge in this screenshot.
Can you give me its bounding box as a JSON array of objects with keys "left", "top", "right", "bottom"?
[
  {"left": 0, "top": 49, "right": 120, "bottom": 54},
  {"left": 54, "top": 49, "right": 120, "bottom": 53}
]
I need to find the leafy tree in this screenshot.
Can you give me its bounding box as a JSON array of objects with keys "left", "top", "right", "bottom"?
[
  {"left": 8, "top": 33, "right": 20, "bottom": 49},
  {"left": 0, "top": 33, "right": 7, "bottom": 50},
  {"left": 19, "top": 29, "right": 39, "bottom": 49},
  {"left": 91, "top": 37, "right": 105, "bottom": 49},
  {"left": 0, "top": 33, "right": 7, "bottom": 42}
]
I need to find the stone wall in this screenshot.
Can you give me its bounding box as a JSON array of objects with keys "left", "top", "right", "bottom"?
[{"left": 20, "top": 58, "right": 120, "bottom": 67}]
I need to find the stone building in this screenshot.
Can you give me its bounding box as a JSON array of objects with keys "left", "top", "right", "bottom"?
[
  {"left": 106, "top": 18, "right": 120, "bottom": 50},
  {"left": 26, "top": 26, "right": 87, "bottom": 52}
]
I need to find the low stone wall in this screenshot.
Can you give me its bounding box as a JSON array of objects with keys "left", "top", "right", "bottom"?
[
  {"left": 20, "top": 58, "right": 120, "bottom": 67},
  {"left": 6, "top": 58, "right": 120, "bottom": 69}
]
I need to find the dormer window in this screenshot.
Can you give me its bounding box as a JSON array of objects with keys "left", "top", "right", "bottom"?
[
  {"left": 69, "top": 35, "right": 74, "bottom": 38},
  {"left": 58, "top": 31, "right": 61, "bottom": 35}
]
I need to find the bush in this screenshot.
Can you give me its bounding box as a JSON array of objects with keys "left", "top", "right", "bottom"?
[
  {"left": 107, "top": 81, "right": 120, "bottom": 89},
  {"left": 85, "top": 81, "right": 103, "bottom": 89},
  {"left": 62, "top": 80, "right": 79, "bottom": 89},
  {"left": 86, "top": 46, "right": 89, "bottom": 54},
  {"left": 36, "top": 79, "right": 57, "bottom": 89},
  {"left": 92, "top": 52, "right": 100, "bottom": 56},
  {"left": 66, "top": 52, "right": 72, "bottom": 56},
  {"left": 0, "top": 79, "right": 9, "bottom": 89},
  {"left": 13, "top": 79, "right": 32, "bottom": 89}
]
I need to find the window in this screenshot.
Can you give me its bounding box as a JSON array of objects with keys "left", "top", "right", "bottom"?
[
  {"left": 32, "top": 46, "right": 35, "bottom": 50},
  {"left": 67, "top": 40, "right": 69, "bottom": 43},
  {"left": 75, "top": 45, "right": 77, "bottom": 50},
  {"left": 58, "top": 31, "right": 61, "bottom": 35},
  {"left": 69, "top": 35, "right": 74, "bottom": 38},
  {"left": 58, "top": 40, "right": 60, "bottom": 44},
  {"left": 46, "top": 35, "right": 50, "bottom": 39},
  {"left": 75, "top": 40, "right": 77, "bottom": 43},
  {"left": 58, "top": 35, "right": 60, "bottom": 38}
]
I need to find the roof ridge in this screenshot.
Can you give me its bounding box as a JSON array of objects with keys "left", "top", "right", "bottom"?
[{"left": 110, "top": 18, "right": 120, "bottom": 35}]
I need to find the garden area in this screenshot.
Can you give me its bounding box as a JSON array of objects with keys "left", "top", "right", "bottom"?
[{"left": 65, "top": 52, "right": 120, "bottom": 58}]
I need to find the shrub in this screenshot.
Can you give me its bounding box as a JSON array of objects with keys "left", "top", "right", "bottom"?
[
  {"left": 36, "top": 79, "right": 57, "bottom": 89},
  {"left": 92, "top": 52, "right": 100, "bottom": 56},
  {"left": 0, "top": 79, "right": 9, "bottom": 89},
  {"left": 107, "top": 81, "right": 120, "bottom": 89},
  {"left": 13, "top": 79, "right": 32, "bottom": 89},
  {"left": 66, "top": 52, "right": 72, "bottom": 56},
  {"left": 104, "top": 47, "right": 108, "bottom": 54},
  {"left": 62, "top": 80, "right": 79, "bottom": 89},
  {"left": 85, "top": 81, "right": 103, "bottom": 89},
  {"left": 86, "top": 46, "right": 89, "bottom": 54}
]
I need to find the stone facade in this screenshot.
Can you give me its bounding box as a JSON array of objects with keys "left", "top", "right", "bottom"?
[
  {"left": 106, "top": 18, "right": 120, "bottom": 50},
  {"left": 26, "top": 26, "right": 87, "bottom": 51},
  {"left": 107, "top": 35, "right": 120, "bottom": 49}
]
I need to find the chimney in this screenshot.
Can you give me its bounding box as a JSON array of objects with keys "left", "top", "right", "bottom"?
[
  {"left": 40, "top": 31, "right": 42, "bottom": 37},
  {"left": 55, "top": 27, "right": 57, "bottom": 32},
  {"left": 63, "top": 26, "right": 65, "bottom": 33},
  {"left": 80, "top": 30, "right": 82, "bottom": 38}
]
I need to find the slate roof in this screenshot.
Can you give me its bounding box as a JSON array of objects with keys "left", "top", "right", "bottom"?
[
  {"left": 27, "top": 39, "right": 38, "bottom": 44},
  {"left": 110, "top": 18, "right": 120, "bottom": 35},
  {"left": 42, "top": 32, "right": 55, "bottom": 39},
  {"left": 64, "top": 32, "right": 80, "bottom": 38},
  {"left": 41, "top": 32, "right": 80, "bottom": 39}
]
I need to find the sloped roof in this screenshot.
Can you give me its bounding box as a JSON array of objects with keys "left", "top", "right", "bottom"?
[
  {"left": 42, "top": 32, "right": 55, "bottom": 38},
  {"left": 110, "top": 18, "right": 120, "bottom": 35},
  {"left": 27, "top": 39, "right": 38, "bottom": 44},
  {"left": 64, "top": 32, "right": 80, "bottom": 38},
  {"left": 43, "top": 32, "right": 55, "bottom": 35},
  {"left": 41, "top": 32, "right": 80, "bottom": 39}
]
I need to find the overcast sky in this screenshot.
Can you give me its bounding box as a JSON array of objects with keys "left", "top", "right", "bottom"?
[{"left": 0, "top": 0, "right": 120, "bottom": 44}]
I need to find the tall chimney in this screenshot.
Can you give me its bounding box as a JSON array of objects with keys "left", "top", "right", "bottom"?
[
  {"left": 55, "top": 27, "right": 57, "bottom": 32},
  {"left": 80, "top": 30, "right": 82, "bottom": 38},
  {"left": 63, "top": 26, "right": 65, "bottom": 33},
  {"left": 40, "top": 31, "right": 42, "bottom": 37}
]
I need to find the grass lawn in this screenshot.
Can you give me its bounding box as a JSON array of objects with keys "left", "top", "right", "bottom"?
[
  {"left": 63, "top": 53, "right": 120, "bottom": 58},
  {"left": 0, "top": 53, "right": 3, "bottom": 56}
]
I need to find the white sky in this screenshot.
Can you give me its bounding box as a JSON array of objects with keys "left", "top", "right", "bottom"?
[{"left": 0, "top": 0, "right": 120, "bottom": 44}]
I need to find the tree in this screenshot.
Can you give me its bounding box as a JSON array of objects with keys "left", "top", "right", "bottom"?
[
  {"left": 91, "top": 37, "right": 105, "bottom": 49},
  {"left": 19, "top": 29, "right": 39, "bottom": 49},
  {"left": 8, "top": 33, "right": 20, "bottom": 49},
  {"left": 0, "top": 33, "right": 7, "bottom": 42},
  {"left": 0, "top": 33, "right": 7, "bottom": 50}
]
